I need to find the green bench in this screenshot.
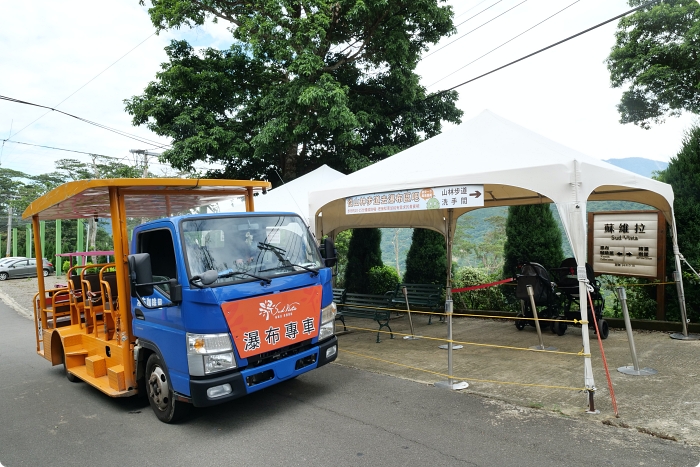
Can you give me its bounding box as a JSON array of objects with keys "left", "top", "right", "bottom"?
[
  {"left": 335, "top": 292, "right": 394, "bottom": 343},
  {"left": 387, "top": 283, "right": 444, "bottom": 324}
]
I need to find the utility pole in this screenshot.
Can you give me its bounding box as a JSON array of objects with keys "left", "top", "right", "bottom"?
[
  {"left": 130, "top": 150, "right": 161, "bottom": 224},
  {"left": 5, "top": 204, "right": 11, "bottom": 257},
  {"left": 129, "top": 149, "right": 160, "bottom": 179},
  {"left": 88, "top": 154, "right": 100, "bottom": 263}
]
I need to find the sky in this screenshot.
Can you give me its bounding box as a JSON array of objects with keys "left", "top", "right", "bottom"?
[{"left": 0, "top": 0, "right": 697, "bottom": 179}]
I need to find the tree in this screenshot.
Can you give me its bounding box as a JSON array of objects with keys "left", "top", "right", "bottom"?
[
  {"left": 502, "top": 204, "right": 564, "bottom": 278},
  {"left": 126, "top": 0, "right": 463, "bottom": 184},
  {"left": 471, "top": 215, "right": 506, "bottom": 276},
  {"left": 0, "top": 168, "right": 30, "bottom": 256},
  {"left": 606, "top": 0, "right": 700, "bottom": 129},
  {"left": 657, "top": 125, "right": 700, "bottom": 321},
  {"left": 403, "top": 228, "right": 446, "bottom": 285},
  {"left": 344, "top": 228, "right": 383, "bottom": 293}
]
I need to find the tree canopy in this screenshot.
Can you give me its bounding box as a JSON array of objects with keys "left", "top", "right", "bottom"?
[
  {"left": 126, "top": 0, "right": 463, "bottom": 184},
  {"left": 606, "top": 0, "right": 700, "bottom": 129},
  {"left": 502, "top": 204, "right": 564, "bottom": 278}
]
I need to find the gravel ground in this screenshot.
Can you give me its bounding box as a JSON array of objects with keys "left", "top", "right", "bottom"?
[
  {"left": 0, "top": 274, "right": 66, "bottom": 319},
  {"left": 3, "top": 275, "right": 700, "bottom": 447}
]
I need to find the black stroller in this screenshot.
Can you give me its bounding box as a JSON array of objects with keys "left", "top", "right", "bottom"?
[
  {"left": 553, "top": 258, "right": 608, "bottom": 339},
  {"left": 514, "top": 262, "right": 560, "bottom": 332}
]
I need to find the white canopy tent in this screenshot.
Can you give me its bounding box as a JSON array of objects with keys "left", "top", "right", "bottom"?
[
  {"left": 309, "top": 110, "right": 689, "bottom": 402},
  {"left": 219, "top": 164, "right": 345, "bottom": 224}
]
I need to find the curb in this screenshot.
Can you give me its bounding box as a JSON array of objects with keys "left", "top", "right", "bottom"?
[{"left": 0, "top": 291, "right": 32, "bottom": 320}]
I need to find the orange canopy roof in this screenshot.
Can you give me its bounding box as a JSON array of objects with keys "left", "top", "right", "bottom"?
[{"left": 22, "top": 178, "right": 271, "bottom": 221}]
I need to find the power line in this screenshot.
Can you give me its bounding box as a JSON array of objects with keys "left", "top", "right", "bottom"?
[
  {"left": 1, "top": 137, "right": 220, "bottom": 174},
  {"left": 427, "top": 0, "right": 661, "bottom": 98},
  {"left": 422, "top": 0, "right": 524, "bottom": 61},
  {"left": 0, "top": 139, "right": 114, "bottom": 158},
  {"left": 454, "top": 0, "right": 504, "bottom": 28},
  {"left": 8, "top": 33, "right": 157, "bottom": 141},
  {"left": 427, "top": 0, "right": 582, "bottom": 89},
  {"left": 452, "top": 0, "right": 492, "bottom": 20},
  {"left": 0, "top": 95, "right": 171, "bottom": 149}
]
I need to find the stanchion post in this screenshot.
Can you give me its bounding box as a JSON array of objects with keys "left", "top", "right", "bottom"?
[
  {"left": 402, "top": 286, "right": 421, "bottom": 340},
  {"left": 616, "top": 287, "right": 658, "bottom": 376},
  {"left": 526, "top": 285, "right": 556, "bottom": 351},
  {"left": 434, "top": 299, "right": 468, "bottom": 390},
  {"left": 670, "top": 270, "right": 700, "bottom": 340}
]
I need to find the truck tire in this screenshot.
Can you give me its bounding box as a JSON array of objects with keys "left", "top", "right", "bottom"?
[
  {"left": 145, "top": 353, "right": 190, "bottom": 423},
  {"left": 60, "top": 344, "right": 80, "bottom": 383}
]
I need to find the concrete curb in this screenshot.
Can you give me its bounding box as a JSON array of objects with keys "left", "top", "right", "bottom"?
[{"left": 0, "top": 291, "right": 32, "bottom": 320}]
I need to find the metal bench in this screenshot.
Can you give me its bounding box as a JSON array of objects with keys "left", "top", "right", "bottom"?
[
  {"left": 388, "top": 283, "right": 443, "bottom": 324},
  {"left": 336, "top": 292, "right": 394, "bottom": 343}
]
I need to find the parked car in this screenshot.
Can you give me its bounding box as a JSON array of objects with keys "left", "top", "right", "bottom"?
[{"left": 0, "top": 258, "right": 54, "bottom": 281}]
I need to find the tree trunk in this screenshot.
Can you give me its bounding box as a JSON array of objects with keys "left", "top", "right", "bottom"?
[
  {"left": 89, "top": 218, "right": 97, "bottom": 264},
  {"left": 282, "top": 144, "right": 298, "bottom": 182}
]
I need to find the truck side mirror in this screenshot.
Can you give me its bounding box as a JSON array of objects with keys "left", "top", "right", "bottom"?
[
  {"left": 321, "top": 238, "right": 337, "bottom": 268},
  {"left": 128, "top": 253, "right": 154, "bottom": 297}
]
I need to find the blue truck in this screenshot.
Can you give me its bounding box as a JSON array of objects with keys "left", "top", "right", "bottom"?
[{"left": 26, "top": 178, "right": 338, "bottom": 422}]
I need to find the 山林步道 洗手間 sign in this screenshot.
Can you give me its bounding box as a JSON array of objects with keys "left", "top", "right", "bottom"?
[
  {"left": 590, "top": 211, "right": 660, "bottom": 278},
  {"left": 345, "top": 185, "right": 484, "bottom": 215}
]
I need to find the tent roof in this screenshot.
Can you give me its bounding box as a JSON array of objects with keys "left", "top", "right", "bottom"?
[
  {"left": 309, "top": 110, "right": 675, "bottom": 237},
  {"left": 220, "top": 165, "right": 345, "bottom": 223}
]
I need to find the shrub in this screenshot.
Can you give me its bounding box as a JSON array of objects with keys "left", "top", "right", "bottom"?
[
  {"left": 368, "top": 265, "right": 400, "bottom": 295},
  {"left": 62, "top": 260, "right": 70, "bottom": 274},
  {"left": 453, "top": 266, "right": 510, "bottom": 311},
  {"left": 598, "top": 275, "right": 658, "bottom": 320}
]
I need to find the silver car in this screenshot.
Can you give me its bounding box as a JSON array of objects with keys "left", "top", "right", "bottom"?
[{"left": 0, "top": 258, "right": 54, "bottom": 281}]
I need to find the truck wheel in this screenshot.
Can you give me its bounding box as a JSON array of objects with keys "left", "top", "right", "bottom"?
[{"left": 145, "top": 353, "right": 190, "bottom": 423}]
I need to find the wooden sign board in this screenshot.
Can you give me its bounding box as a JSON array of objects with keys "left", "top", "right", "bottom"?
[{"left": 587, "top": 210, "right": 667, "bottom": 319}]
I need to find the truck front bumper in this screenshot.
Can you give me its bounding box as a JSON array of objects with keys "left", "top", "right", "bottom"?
[{"left": 189, "top": 336, "right": 338, "bottom": 407}]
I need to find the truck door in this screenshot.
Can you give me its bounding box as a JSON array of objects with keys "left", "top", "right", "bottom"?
[
  {"left": 132, "top": 226, "right": 181, "bottom": 326},
  {"left": 132, "top": 225, "right": 190, "bottom": 396}
]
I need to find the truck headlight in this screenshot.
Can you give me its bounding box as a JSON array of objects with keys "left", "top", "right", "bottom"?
[
  {"left": 321, "top": 302, "right": 336, "bottom": 324},
  {"left": 187, "top": 333, "right": 236, "bottom": 376},
  {"left": 318, "top": 302, "right": 336, "bottom": 341}
]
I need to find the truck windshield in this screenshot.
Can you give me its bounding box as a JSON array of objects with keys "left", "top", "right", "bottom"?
[{"left": 182, "top": 215, "right": 323, "bottom": 285}]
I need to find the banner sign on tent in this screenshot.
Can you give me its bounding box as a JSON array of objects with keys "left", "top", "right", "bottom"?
[
  {"left": 587, "top": 211, "right": 664, "bottom": 279},
  {"left": 345, "top": 185, "right": 484, "bottom": 215}
]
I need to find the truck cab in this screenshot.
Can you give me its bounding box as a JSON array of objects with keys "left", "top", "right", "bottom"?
[{"left": 130, "top": 212, "right": 338, "bottom": 422}]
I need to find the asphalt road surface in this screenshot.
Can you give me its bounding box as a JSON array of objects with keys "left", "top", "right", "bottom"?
[{"left": 1, "top": 301, "right": 698, "bottom": 467}]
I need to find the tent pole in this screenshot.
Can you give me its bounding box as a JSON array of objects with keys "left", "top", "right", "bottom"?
[
  {"left": 435, "top": 209, "right": 467, "bottom": 391},
  {"left": 669, "top": 213, "right": 698, "bottom": 340}
]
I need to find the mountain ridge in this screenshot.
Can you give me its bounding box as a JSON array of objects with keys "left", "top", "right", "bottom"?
[{"left": 603, "top": 157, "right": 668, "bottom": 178}]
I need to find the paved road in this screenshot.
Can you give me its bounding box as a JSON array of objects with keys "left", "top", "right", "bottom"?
[{"left": 1, "top": 301, "right": 698, "bottom": 467}]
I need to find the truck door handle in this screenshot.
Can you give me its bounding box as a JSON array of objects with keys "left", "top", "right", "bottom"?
[{"left": 135, "top": 309, "right": 145, "bottom": 320}]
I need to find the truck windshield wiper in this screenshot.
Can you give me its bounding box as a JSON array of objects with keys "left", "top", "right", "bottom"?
[
  {"left": 218, "top": 268, "right": 272, "bottom": 285},
  {"left": 257, "top": 242, "right": 318, "bottom": 276},
  {"left": 191, "top": 268, "right": 271, "bottom": 287}
]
